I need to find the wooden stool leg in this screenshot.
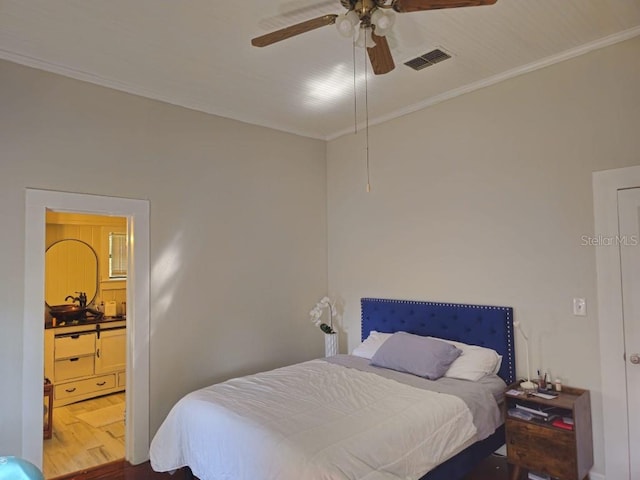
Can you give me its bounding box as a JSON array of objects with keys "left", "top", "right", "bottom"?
[
  {"left": 43, "top": 380, "right": 53, "bottom": 440},
  {"left": 508, "top": 464, "right": 522, "bottom": 480}
]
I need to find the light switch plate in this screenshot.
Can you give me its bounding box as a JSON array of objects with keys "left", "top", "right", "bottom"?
[{"left": 573, "top": 298, "right": 587, "bottom": 316}]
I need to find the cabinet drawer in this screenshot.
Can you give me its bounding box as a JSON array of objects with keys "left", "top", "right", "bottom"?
[
  {"left": 55, "top": 333, "right": 95, "bottom": 359},
  {"left": 506, "top": 419, "right": 577, "bottom": 479},
  {"left": 55, "top": 356, "right": 94, "bottom": 381},
  {"left": 117, "top": 371, "right": 126, "bottom": 388},
  {"left": 55, "top": 374, "right": 116, "bottom": 400}
]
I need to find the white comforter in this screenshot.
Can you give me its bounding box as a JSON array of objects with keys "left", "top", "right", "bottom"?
[{"left": 150, "top": 359, "right": 480, "bottom": 480}]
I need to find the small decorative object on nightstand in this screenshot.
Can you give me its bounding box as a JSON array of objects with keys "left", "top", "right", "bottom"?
[
  {"left": 512, "top": 320, "right": 536, "bottom": 392},
  {"left": 504, "top": 384, "right": 593, "bottom": 480}
]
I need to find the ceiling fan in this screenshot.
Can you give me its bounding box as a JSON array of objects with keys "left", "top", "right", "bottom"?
[{"left": 251, "top": 0, "right": 498, "bottom": 75}]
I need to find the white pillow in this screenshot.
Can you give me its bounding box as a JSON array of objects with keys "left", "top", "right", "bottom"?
[
  {"left": 351, "top": 331, "right": 393, "bottom": 359},
  {"left": 429, "top": 337, "right": 502, "bottom": 381}
]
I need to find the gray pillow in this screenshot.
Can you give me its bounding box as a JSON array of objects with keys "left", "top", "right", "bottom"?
[{"left": 370, "top": 332, "right": 462, "bottom": 380}]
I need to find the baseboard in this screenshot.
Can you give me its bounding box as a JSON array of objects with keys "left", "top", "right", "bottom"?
[{"left": 48, "top": 459, "right": 126, "bottom": 480}]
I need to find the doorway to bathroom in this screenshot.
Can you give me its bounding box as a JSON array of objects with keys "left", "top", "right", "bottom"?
[
  {"left": 42, "top": 211, "right": 128, "bottom": 478},
  {"left": 23, "top": 189, "right": 150, "bottom": 473}
]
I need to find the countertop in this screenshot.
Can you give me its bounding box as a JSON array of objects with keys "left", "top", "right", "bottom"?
[{"left": 45, "top": 316, "right": 126, "bottom": 330}]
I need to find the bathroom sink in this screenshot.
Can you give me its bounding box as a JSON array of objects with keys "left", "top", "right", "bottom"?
[
  {"left": 49, "top": 304, "right": 85, "bottom": 321},
  {"left": 48, "top": 305, "right": 105, "bottom": 326}
]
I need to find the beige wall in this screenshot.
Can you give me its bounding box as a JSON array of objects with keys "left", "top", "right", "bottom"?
[
  {"left": 0, "top": 60, "right": 327, "bottom": 454},
  {"left": 327, "top": 36, "right": 640, "bottom": 477},
  {"left": 3, "top": 34, "right": 639, "bottom": 476}
]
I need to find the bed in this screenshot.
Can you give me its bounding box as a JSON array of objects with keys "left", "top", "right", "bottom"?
[
  {"left": 150, "top": 297, "right": 515, "bottom": 480},
  {"left": 359, "top": 298, "right": 514, "bottom": 480}
]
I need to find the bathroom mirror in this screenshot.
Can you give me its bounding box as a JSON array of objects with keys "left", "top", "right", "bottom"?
[{"left": 45, "top": 239, "right": 98, "bottom": 307}]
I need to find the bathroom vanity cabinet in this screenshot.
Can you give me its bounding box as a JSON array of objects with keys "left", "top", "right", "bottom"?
[{"left": 44, "top": 321, "right": 126, "bottom": 407}]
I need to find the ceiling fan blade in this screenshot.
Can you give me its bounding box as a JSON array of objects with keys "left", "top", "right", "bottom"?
[
  {"left": 251, "top": 14, "right": 338, "bottom": 47},
  {"left": 368, "top": 33, "right": 395, "bottom": 75},
  {"left": 393, "top": 0, "right": 497, "bottom": 13}
]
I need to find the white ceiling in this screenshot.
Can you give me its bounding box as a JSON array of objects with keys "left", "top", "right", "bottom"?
[{"left": 1, "top": 0, "right": 639, "bottom": 140}]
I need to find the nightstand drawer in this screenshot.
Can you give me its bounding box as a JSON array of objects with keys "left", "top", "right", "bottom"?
[{"left": 506, "top": 419, "right": 577, "bottom": 479}]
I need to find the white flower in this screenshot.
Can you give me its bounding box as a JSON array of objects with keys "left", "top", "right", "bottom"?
[{"left": 309, "top": 297, "right": 336, "bottom": 333}]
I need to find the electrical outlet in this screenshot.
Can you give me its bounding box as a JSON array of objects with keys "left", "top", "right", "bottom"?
[{"left": 573, "top": 298, "right": 587, "bottom": 316}]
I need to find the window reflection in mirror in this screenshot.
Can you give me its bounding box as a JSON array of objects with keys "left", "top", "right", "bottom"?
[{"left": 109, "top": 233, "right": 127, "bottom": 279}]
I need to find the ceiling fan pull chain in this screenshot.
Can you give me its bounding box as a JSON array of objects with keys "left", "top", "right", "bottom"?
[
  {"left": 353, "top": 37, "right": 358, "bottom": 135},
  {"left": 365, "top": 43, "right": 371, "bottom": 193}
]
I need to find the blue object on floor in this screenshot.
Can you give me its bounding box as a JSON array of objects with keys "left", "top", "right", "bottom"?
[{"left": 0, "top": 456, "right": 44, "bottom": 480}]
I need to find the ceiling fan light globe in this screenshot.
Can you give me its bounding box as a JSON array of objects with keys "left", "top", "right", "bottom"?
[
  {"left": 345, "top": 10, "right": 360, "bottom": 26},
  {"left": 355, "top": 27, "right": 376, "bottom": 48},
  {"left": 336, "top": 11, "right": 360, "bottom": 38},
  {"left": 336, "top": 16, "right": 355, "bottom": 37},
  {"left": 373, "top": 26, "right": 389, "bottom": 37},
  {"left": 370, "top": 9, "right": 395, "bottom": 31}
]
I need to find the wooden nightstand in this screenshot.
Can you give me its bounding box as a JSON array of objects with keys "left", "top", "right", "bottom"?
[{"left": 504, "top": 385, "right": 593, "bottom": 480}]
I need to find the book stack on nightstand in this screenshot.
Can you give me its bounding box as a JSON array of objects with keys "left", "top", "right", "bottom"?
[{"left": 504, "top": 385, "right": 593, "bottom": 480}]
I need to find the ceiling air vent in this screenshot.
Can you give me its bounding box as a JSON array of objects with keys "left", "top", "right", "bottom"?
[{"left": 404, "top": 49, "right": 452, "bottom": 71}]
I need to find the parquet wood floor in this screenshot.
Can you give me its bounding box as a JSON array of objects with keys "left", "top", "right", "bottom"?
[{"left": 44, "top": 393, "right": 126, "bottom": 479}]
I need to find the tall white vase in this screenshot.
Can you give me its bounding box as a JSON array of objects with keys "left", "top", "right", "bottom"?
[{"left": 324, "top": 332, "right": 338, "bottom": 357}]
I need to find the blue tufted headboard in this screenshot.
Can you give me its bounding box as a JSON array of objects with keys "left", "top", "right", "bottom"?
[{"left": 361, "top": 298, "right": 515, "bottom": 384}]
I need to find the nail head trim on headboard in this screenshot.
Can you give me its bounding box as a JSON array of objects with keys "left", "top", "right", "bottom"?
[{"left": 360, "top": 298, "right": 515, "bottom": 384}]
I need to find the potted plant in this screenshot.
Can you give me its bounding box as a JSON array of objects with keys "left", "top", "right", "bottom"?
[{"left": 309, "top": 296, "right": 338, "bottom": 356}]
